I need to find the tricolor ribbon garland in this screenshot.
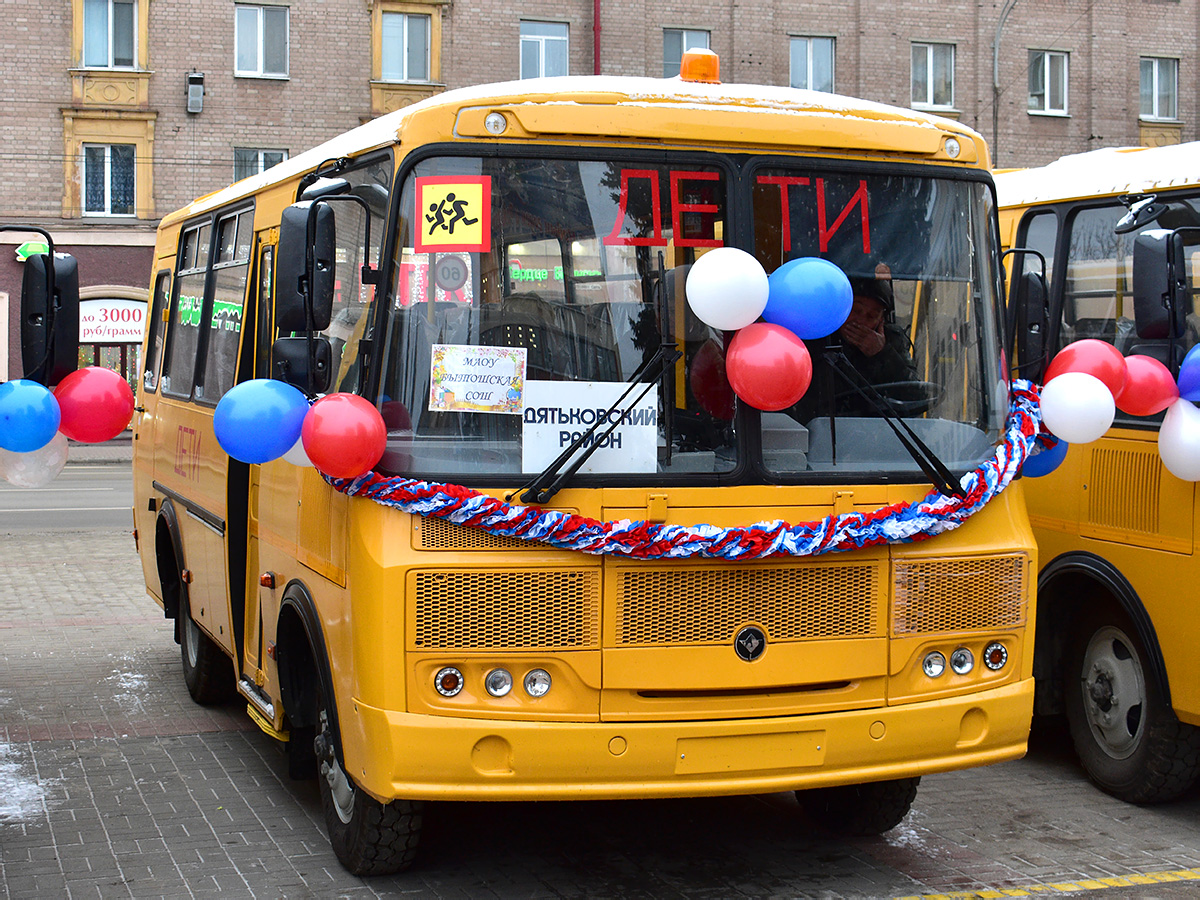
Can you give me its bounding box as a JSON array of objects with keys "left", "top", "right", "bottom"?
[{"left": 327, "top": 379, "right": 1043, "bottom": 561}]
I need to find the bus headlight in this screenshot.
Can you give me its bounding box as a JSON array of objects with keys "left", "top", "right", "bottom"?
[
  {"left": 950, "top": 647, "right": 975, "bottom": 675},
  {"left": 524, "top": 668, "right": 552, "bottom": 697},
  {"left": 485, "top": 668, "right": 513, "bottom": 697},
  {"left": 922, "top": 651, "right": 947, "bottom": 678}
]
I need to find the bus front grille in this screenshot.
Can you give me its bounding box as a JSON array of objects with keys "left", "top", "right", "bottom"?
[
  {"left": 411, "top": 569, "right": 601, "bottom": 650},
  {"left": 612, "top": 562, "right": 884, "bottom": 646},
  {"left": 891, "top": 554, "right": 1028, "bottom": 635}
]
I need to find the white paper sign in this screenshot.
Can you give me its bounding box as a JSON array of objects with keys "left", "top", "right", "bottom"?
[
  {"left": 429, "top": 344, "right": 526, "bottom": 414},
  {"left": 522, "top": 380, "right": 658, "bottom": 474}
]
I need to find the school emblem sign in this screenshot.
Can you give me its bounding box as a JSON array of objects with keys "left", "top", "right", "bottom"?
[{"left": 415, "top": 176, "right": 491, "bottom": 253}]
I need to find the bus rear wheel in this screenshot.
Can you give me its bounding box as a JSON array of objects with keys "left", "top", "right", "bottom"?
[
  {"left": 796, "top": 776, "right": 919, "bottom": 836},
  {"left": 1064, "top": 613, "right": 1200, "bottom": 803},
  {"left": 315, "top": 688, "right": 423, "bottom": 875},
  {"left": 180, "top": 596, "right": 235, "bottom": 705}
]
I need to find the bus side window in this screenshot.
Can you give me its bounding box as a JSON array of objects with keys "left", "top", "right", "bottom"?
[
  {"left": 143, "top": 270, "right": 171, "bottom": 392},
  {"left": 161, "top": 222, "right": 211, "bottom": 399},
  {"left": 1061, "top": 205, "right": 1129, "bottom": 352},
  {"left": 196, "top": 209, "right": 252, "bottom": 404}
]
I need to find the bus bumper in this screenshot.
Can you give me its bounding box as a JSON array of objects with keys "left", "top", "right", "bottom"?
[{"left": 344, "top": 678, "right": 1033, "bottom": 803}]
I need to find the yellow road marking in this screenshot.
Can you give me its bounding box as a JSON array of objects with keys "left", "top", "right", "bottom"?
[{"left": 896, "top": 867, "right": 1200, "bottom": 899}]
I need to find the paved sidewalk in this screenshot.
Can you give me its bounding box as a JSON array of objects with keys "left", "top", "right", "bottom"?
[
  {"left": 66, "top": 435, "right": 133, "bottom": 465},
  {"left": 4, "top": 530, "right": 1200, "bottom": 898}
]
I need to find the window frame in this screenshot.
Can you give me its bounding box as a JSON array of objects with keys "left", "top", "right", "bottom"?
[
  {"left": 1140, "top": 56, "right": 1179, "bottom": 121},
  {"left": 1028, "top": 49, "right": 1069, "bottom": 116},
  {"left": 142, "top": 270, "right": 172, "bottom": 392},
  {"left": 82, "top": 0, "right": 136, "bottom": 69},
  {"left": 789, "top": 35, "right": 835, "bottom": 92},
  {"left": 234, "top": 4, "right": 290, "bottom": 79},
  {"left": 663, "top": 28, "right": 709, "bottom": 78},
  {"left": 82, "top": 143, "right": 136, "bottom": 217},
  {"left": 911, "top": 41, "right": 955, "bottom": 110},
  {"left": 519, "top": 20, "right": 569, "bottom": 79},
  {"left": 381, "top": 10, "right": 431, "bottom": 82},
  {"left": 234, "top": 148, "right": 288, "bottom": 181}
]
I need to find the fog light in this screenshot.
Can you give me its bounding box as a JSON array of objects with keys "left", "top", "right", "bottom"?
[
  {"left": 484, "top": 112, "right": 508, "bottom": 135},
  {"left": 524, "top": 668, "right": 552, "bottom": 697},
  {"left": 983, "top": 642, "right": 1009, "bottom": 670},
  {"left": 485, "top": 668, "right": 513, "bottom": 697},
  {"left": 434, "top": 666, "right": 463, "bottom": 697},
  {"left": 950, "top": 647, "right": 975, "bottom": 675},
  {"left": 922, "top": 651, "right": 947, "bottom": 678}
]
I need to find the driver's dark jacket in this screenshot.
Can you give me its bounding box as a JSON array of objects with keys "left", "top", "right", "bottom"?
[{"left": 793, "top": 326, "right": 918, "bottom": 421}]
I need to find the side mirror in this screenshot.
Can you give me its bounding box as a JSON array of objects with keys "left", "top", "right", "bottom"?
[
  {"left": 1132, "top": 229, "right": 1186, "bottom": 340},
  {"left": 1002, "top": 247, "right": 1049, "bottom": 382},
  {"left": 21, "top": 251, "right": 80, "bottom": 386},
  {"left": 272, "top": 335, "right": 332, "bottom": 394},
  {"left": 276, "top": 201, "right": 336, "bottom": 333}
]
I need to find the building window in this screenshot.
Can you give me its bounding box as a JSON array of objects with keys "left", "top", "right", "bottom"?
[
  {"left": 790, "top": 36, "right": 834, "bottom": 92},
  {"left": 235, "top": 4, "right": 289, "bottom": 77},
  {"left": 663, "top": 28, "right": 709, "bottom": 78},
  {"left": 520, "top": 21, "right": 568, "bottom": 78},
  {"left": 234, "top": 148, "right": 287, "bottom": 181},
  {"left": 83, "top": 144, "right": 135, "bottom": 216},
  {"left": 911, "top": 42, "right": 954, "bottom": 109},
  {"left": 1140, "top": 56, "right": 1178, "bottom": 120},
  {"left": 83, "top": 0, "right": 135, "bottom": 67},
  {"left": 382, "top": 11, "right": 430, "bottom": 81},
  {"left": 1029, "top": 50, "right": 1068, "bottom": 115}
]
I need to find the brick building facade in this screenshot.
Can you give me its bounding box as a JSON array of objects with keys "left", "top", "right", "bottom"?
[{"left": 3, "top": 0, "right": 1195, "bottom": 379}]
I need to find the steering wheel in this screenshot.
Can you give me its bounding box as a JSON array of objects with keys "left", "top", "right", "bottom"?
[{"left": 832, "top": 381, "right": 942, "bottom": 417}]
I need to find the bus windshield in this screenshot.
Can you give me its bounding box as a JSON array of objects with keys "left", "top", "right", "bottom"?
[{"left": 378, "top": 153, "right": 1007, "bottom": 484}]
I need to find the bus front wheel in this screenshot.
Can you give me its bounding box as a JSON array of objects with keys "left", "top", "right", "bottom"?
[
  {"left": 315, "top": 686, "right": 423, "bottom": 875},
  {"left": 180, "top": 596, "right": 235, "bottom": 705},
  {"left": 1064, "top": 613, "right": 1200, "bottom": 803},
  {"left": 795, "top": 777, "right": 919, "bottom": 836}
]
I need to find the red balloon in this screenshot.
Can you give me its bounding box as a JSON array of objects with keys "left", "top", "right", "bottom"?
[
  {"left": 725, "top": 323, "right": 813, "bottom": 411},
  {"left": 689, "top": 339, "right": 736, "bottom": 420},
  {"left": 301, "top": 393, "right": 387, "bottom": 478},
  {"left": 1045, "top": 339, "right": 1127, "bottom": 396},
  {"left": 53, "top": 366, "right": 135, "bottom": 443},
  {"left": 1114, "top": 354, "right": 1179, "bottom": 416}
]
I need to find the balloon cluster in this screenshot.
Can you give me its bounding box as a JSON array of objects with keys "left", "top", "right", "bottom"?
[
  {"left": 213, "top": 380, "right": 386, "bottom": 479},
  {"left": 684, "top": 249, "right": 852, "bottom": 411},
  {"left": 0, "top": 367, "right": 135, "bottom": 487},
  {"left": 1033, "top": 338, "right": 1200, "bottom": 480}
]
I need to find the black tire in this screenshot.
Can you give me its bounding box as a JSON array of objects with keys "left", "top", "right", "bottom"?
[
  {"left": 1064, "top": 611, "right": 1200, "bottom": 804},
  {"left": 796, "top": 777, "right": 919, "bottom": 836},
  {"left": 316, "top": 684, "right": 423, "bottom": 875},
  {"left": 180, "top": 595, "right": 236, "bottom": 705}
]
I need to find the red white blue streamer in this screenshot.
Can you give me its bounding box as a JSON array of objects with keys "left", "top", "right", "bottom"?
[{"left": 327, "top": 380, "right": 1043, "bottom": 560}]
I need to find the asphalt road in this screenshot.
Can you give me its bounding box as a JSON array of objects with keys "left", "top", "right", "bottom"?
[{"left": 0, "top": 463, "right": 133, "bottom": 531}]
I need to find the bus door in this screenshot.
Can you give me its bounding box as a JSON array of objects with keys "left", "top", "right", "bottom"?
[{"left": 133, "top": 264, "right": 175, "bottom": 596}]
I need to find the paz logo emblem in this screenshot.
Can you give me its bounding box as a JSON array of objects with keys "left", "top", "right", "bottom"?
[{"left": 734, "top": 626, "right": 767, "bottom": 662}]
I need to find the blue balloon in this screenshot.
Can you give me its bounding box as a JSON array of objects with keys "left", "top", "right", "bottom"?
[
  {"left": 213, "top": 379, "right": 309, "bottom": 464},
  {"left": 1178, "top": 344, "right": 1200, "bottom": 401},
  {"left": 1023, "top": 435, "right": 1069, "bottom": 478},
  {"left": 0, "top": 379, "right": 61, "bottom": 453},
  {"left": 764, "top": 257, "right": 854, "bottom": 340}
]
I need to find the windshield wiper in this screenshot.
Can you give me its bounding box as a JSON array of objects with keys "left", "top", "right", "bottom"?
[
  {"left": 508, "top": 343, "right": 682, "bottom": 506},
  {"left": 823, "top": 349, "right": 965, "bottom": 499}
]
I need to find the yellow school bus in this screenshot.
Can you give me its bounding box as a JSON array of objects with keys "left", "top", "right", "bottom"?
[
  {"left": 996, "top": 142, "right": 1200, "bottom": 804},
  {"left": 134, "top": 51, "right": 1035, "bottom": 873}
]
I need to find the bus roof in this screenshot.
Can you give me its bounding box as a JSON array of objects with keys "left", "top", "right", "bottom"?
[
  {"left": 165, "top": 74, "right": 987, "bottom": 226},
  {"left": 994, "top": 141, "right": 1200, "bottom": 209}
]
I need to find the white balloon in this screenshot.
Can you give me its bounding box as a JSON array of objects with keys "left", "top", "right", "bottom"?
[
  {"left": 1040, "top": 372, "right": 1115, "bottom": 444},
  {"left": 1, "top": 431, "right": 70, "bottom": 487},
  {"left": 282, "top": 435, "right": 314, "bottom": 467},
  {"left": 684, "top": 247, "right": 769, "bottom": 331},
  {"left": 1158, "top": 398, "right": 1200, "bottom": 481}
]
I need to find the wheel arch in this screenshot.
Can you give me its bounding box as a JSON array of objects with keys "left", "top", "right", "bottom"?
[
  {"left": 154, "top": 499, "right": 187, "bottom": 642},
  {"left": 275, "top": 579, "right": 343, "bottom": 764},
  {"left": 1036, "top": 550, "right": 1171, "bottom": 715}
]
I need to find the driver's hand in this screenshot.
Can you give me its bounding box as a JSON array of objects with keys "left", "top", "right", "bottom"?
[{"left": 841, "top": 321, "right": 886, "bottom": 357}]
